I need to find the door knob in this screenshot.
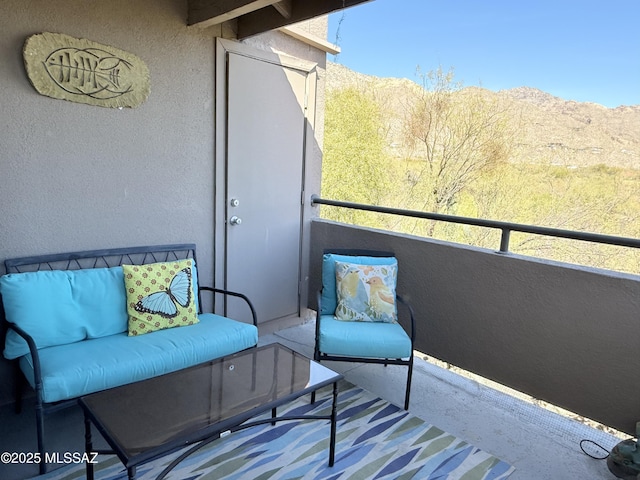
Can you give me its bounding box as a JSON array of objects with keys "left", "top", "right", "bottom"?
[{"left": 229, "top": 215, "right": 242, "bottom": 226}]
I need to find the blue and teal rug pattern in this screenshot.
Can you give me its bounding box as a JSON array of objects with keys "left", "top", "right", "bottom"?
[{"left": 36, "top": 382, "right": 514, "bottom": 479}]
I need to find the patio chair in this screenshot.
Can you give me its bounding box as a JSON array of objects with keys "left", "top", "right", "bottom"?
[{"left": 314, "top": 250, "right": 415, "bottom": 410}]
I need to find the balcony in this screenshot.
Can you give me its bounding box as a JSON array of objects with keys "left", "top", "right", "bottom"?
[
  {"left": 0, "top": 321, "right": 624, "bottom": 479},
  {"left": 1, "top": 214, "right": 635, "bottom": 479},
  {"left": 307, "top": 212, "right": 639, "bottom": 479}
]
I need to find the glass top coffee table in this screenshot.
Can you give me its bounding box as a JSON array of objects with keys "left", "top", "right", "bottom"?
[{"left": 79, "top": 343, "right": 343, "bottom": 480}]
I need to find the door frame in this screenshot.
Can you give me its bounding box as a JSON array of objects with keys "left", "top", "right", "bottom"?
[{"left": 214, "top": 38, "right": 318, "bottom": 320}]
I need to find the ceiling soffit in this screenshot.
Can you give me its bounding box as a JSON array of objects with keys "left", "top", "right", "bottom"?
[{"left": 188, "top": 0, "right": 372, "bottom": 38}]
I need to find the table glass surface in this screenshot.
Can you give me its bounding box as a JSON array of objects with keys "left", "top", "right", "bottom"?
[{"left": 81, "top": 343, "right": 339, "bottom": 457}]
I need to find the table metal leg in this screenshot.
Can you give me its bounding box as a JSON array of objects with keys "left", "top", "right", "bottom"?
[
  {"left": 84, "top": 415, "right": 94, "bottom": 480},
  {"left": 329, "top": 381, "right": 338, "bottom": 467},
  {"left": 128, "top": 465, "right": 136, "bottom": 480}
]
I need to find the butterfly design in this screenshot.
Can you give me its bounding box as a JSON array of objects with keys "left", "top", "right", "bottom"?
[{"left": 134, "top": 268, "right": 192, "bottom": 318}]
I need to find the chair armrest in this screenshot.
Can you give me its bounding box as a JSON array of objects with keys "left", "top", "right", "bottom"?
[
  {"left": 198, "top": 286, "right": 258, "bottom": 327},
  {"left": 396, "top": 294, "right": 416, "bottom": 344},
  {"left": 5, "top": 322, "right": 44, "bottom": 398}
]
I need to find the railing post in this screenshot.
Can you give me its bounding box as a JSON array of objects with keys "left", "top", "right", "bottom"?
[{"left": 499, "top": 229, "right": 511, "bottom": 253}]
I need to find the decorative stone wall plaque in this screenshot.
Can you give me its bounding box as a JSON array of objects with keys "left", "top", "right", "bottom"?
[{"left": 23, "top": 32, "right": 150, "bottom": 108}]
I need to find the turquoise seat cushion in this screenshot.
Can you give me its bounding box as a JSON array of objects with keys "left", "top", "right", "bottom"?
[
  {"left": 320, "top": 254, "right": 398, "bottom": 315},
  {"left": 317, "top": 314, "right": 411, "bottom": 360},
  {"left": 1, "top": 267, "right": 128, "bottom": 359},
  {"left": 18, "top": 313, "right": 258, "bottom": 403},
  {"left": 1, "top": 263, "right": 202, "bottom": 360}
]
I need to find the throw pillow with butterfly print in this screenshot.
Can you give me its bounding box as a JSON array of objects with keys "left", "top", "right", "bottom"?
[{"left": 123, "top": 259, "right": 199, "bottom": 336}]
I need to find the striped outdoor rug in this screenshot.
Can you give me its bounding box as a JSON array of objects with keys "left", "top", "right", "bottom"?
[{"left": 36, "top": 381, "right": 514, "bottom": 479}]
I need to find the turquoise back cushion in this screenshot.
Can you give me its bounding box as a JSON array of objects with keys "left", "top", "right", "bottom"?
[
  {"left": 1, "top": 267, "right": 128, "bottom": 359},
  {"left": 320, "top": 254, "right": 398, "bottom": 315}
]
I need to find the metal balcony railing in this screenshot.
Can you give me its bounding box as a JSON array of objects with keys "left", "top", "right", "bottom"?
[{"left": 311, "top": 194, "right": 640, "bottom": 254}]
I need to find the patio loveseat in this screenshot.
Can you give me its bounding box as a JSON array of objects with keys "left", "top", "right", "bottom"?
[{"left": 0, "top": 244, "right": 258, "bottom": 474}]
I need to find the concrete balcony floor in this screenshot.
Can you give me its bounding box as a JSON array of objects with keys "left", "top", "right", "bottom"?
[
  {"left": 0, "top": 320, "right": 624, "bottom": 480},
  {"left": 268, "top": 321, "right": 623, "bottom": 480}
]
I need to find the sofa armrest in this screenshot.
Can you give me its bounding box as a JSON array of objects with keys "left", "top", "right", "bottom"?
[
  {"left": 5, "top": 322, "right": 44, "bottom": 398},
  {"left": 198, "top": 286, "right": 258, "bottom": 327}
]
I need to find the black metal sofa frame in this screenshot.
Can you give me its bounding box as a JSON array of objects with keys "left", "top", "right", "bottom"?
[{"left": 0, "top": 243, "right": 257, "bottom": 474}]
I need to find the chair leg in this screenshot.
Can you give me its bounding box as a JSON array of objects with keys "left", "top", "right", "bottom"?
[
  {"left": 14, "top": 362, "right": 25, "bottom": 414},
  {"left": 404, "top": 359, "right": 413, "bottom": 411},
  {"left": 311, "top": 356, "right": 319, "bottom": 405},
  {"left": 35, "top": 399, "right": 46, "bottom": 474}
]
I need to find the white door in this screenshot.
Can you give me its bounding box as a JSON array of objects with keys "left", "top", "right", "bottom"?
[{"left": 216, "top": 40, "right": 316, "bottom": 324}]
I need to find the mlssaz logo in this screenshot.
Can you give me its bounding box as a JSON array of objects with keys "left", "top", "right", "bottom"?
[{"left": 45, "top": 452, "right": 99, "bottom": 464}]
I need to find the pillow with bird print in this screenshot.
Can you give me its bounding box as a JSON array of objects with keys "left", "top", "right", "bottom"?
[
  {"left": 123, "top": 259, "right": 199, "bottom": 336},
  {"left": 334, "top": 261, "right": 398, "bottom": 323}
]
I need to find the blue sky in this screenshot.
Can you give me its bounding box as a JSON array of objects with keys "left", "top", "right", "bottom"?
[{"left": 328, "top": 0, "right": 639, "bottom": 108}]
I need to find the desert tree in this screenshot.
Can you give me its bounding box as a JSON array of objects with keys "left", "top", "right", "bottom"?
[
  {"left": 321, "top": 87, "right": 393, "bottom": 226},
  {"left": 399, "top": 67, "right": 516, "bottom": 235}
]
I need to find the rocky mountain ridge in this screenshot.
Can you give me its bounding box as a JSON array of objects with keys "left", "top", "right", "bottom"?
[{"left": 326, "top": 62, "right": 640, "bottom": 169}]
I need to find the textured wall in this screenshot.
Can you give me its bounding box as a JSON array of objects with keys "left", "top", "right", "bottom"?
[
  {"left": 310, "top": 219, "right": 640, "bottom": 435},
  {"left": 0, "top": 1, "right": 328, "bottom": 405},
  {"left": 0, "top": 0, "right": 216, "bottom": 269},
  {"left": 0, "top": 0, "right": 218, "bottom": 406}
]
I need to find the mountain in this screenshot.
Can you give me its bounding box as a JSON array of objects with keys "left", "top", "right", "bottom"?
[{"left": 325, "top": 62, "right": 640, "bottom": 169}]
